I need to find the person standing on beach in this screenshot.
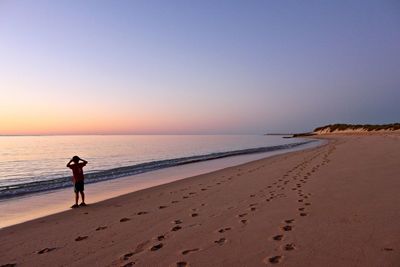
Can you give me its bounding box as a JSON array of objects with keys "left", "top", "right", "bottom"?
[{"left": 66, "top": 156, "right": 88, "bottom": 208}]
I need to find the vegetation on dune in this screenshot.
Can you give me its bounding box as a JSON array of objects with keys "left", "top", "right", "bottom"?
[{"left": 314, "top": 123, "right": 400, "bottom": 132}]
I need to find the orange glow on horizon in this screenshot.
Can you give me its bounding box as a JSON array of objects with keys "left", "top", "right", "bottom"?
[
  {"left": 0, "top": 107, "right": 241, "bottom": 135},
  {"left": 0, "top": 84, "right": 247, "bottom": 135}
]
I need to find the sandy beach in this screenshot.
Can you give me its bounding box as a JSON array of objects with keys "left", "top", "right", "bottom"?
[{"left": 1, "top": 134, "right": 399, "bottom": 267}]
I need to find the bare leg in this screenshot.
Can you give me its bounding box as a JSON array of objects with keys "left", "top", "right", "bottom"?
[
  {"left": 80, "top": 192, "right": 85, "bottom": 204},
  {"left": 75, "top": 192, "right": 79, "bottom": 205}
]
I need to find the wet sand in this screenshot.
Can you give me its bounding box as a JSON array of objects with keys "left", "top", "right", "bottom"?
[
  {"left": 0, "top": 140, "right": 319, "bottom": 229},
  {"left": 0, "top": 134, "right": 399, "bottom": 266}
]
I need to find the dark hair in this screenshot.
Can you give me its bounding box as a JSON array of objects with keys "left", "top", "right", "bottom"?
[{"left": 72, "top": 156, "right": 80, "bottom": 162}]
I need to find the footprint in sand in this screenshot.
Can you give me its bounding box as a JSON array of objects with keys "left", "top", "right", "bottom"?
[
  {"left": 283, "top": 243, "right": 295, "bottom": 251},
  {"left": 120, "top": 217, "right": 131, "bottom": 222},
  {"left": 137, "top": 211, "right": 148, "bottom": 215},
  {"left": 282, "top": 225, "right": 292, "bottom": 231},
  {"left": 157, "top": 235, "right": 165, "bottom": 241},
  {"left": 240, "top": 219, "right": 248, "bottom": 224},
  {"left": 171, "top": 226, "right": 182, "bottom": 231},
  {"left": 176, "top": 262, "right": 188, "bottom": 267},
  {"left": 272, "top": 235, "right": 283, "bottom": 241},
  {"left": 191, "top": 213, "right": 199, "bottom": 217},
  {"left": 96, "top": 226, "right": 108, "bottom": 231},
  {"left": 267, "top": 255, "right": 282, "bottom": 264},
  {"left": 182, "top": 248, "right": 199, "bottom": 255},
  {"left": 171, "top": 200, "right": 179, "bottom": 204},
  {"left": 174, "top": 219, "right": 183, "bottom": 224},
  {"left": 122, "top": 252, "right": 134, "bottom": 260},
  {"left": 150, "top": 243, "right": 163, "bottom": 251},
  {"left": 238, "top": 213, "right": 247, "bottom": 218},
  {"left": 37, "top": 247, "right": 57, "bottom": 254},
  {"left": 218, "top": 227, "right": 232, "bottom": 233},
  {"left": 214, "top": 237, "right": 227, "bottom": 245},
  {"left": 300, "top": 213, "right": 307, "bottom": 217},
  {"left": 75, "top": 236, "right": 88, "bottom": 241},
  {"left": 284, "top": 219, "right": 295, "bottom": 224}
]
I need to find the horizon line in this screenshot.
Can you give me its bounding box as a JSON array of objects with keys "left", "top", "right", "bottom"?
[{"left": 0, "top": 133, "right": 267, "bottom": 137}]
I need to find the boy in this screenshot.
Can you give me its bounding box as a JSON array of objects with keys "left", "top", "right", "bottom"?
[{"left": 66, "top": 156, "right": 88, "bottom": 208}]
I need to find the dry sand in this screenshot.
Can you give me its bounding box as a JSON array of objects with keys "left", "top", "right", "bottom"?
[{"left": 0, "top": 134, "right": 399, "bottom": 267}]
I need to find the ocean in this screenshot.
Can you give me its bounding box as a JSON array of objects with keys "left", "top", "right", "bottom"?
[{"left": 0, "top": 135, "right": 314, "bottom": 200}]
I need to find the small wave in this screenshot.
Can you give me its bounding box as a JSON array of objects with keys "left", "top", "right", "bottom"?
[{"left": 0, "top": 141, "right": 314, "bottom": 199}]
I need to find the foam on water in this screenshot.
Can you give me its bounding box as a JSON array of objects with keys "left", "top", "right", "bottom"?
[
  {"left": 0, "top": 141, "right": 315, "bottom": 199},
  {"left": 0, "top": 135, "right": 315, "bottom": 199}
]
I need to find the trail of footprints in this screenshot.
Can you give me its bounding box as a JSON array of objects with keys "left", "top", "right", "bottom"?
[
  {"left": 264, "top": 143, "right": 336, "bottom": 264},
  {"left": 113, "top": 174, "right": 240, "bottom": 266},
  {"left": 116, "top": 166, "right": 278, "bottom": 266},
  {"left": 117, "top": 212, "right": 231, "bottom": 265},
  {"left": 28, "top": 172, "right": 235, "bottom": 267},
  {"left": 28, "top": 144, "right": 335, "bottom": 267}
]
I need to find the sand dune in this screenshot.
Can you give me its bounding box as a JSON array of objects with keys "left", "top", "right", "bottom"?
[{"left": 0, "top": 134, "right": 399, "bottom": 266}]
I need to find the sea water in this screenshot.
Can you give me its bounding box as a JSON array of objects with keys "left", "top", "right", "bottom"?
[{"left": 0, "top": 135, "right": 314, "bottom": 199}]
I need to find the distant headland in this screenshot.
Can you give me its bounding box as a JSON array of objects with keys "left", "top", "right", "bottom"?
[
  {"left": 313, "top": 123, "right": 400, "bottom": 134},
  {"left": 267, "top": 123, "right": 400, "bottom": 138}
]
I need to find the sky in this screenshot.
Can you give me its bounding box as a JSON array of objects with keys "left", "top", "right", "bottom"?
[{"left": 0, "top": 0, "right": 399, "bottom": 135}]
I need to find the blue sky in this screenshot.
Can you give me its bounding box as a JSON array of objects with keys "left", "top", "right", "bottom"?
[{"left": 0, "top": 1, "right": 399, "bottom": 134}]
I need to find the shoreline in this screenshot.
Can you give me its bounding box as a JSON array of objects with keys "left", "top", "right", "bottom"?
[
  {"left": 0, "top": 139, "right": 314, "bottom": 200},
  {"left": 1, "top": 134, "right": 399, "bottom": 266},
  {"left": 0, "top": 139, "right": 323, "bottom": 229}
]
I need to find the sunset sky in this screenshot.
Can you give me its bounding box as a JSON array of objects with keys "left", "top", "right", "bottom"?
[{"left": 1, "top": 1, "right": 399, "bottom": 135}]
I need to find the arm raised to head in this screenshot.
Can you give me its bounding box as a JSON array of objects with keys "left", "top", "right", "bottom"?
[
  {"left": 66, "top": 158, "right": 74, "bottom": 168},
  {"left": 79, "top": 157, "right": 88, "bottom": 164}
]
